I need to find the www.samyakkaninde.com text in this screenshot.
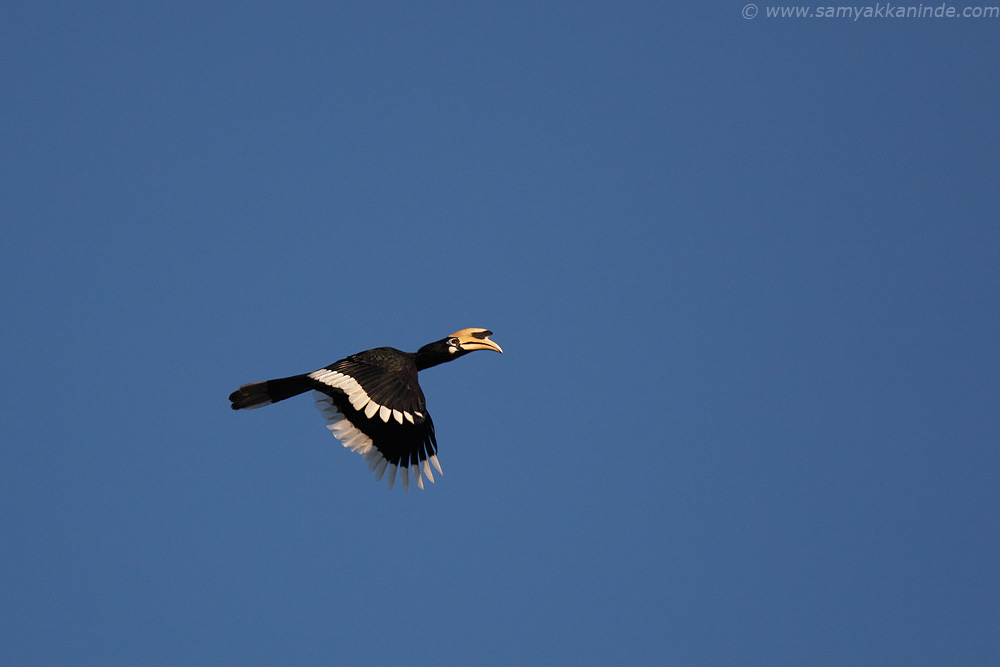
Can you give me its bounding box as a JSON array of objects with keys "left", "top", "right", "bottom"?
[{"left": 749, "top": 3, "right": 999, "bottom": 18}]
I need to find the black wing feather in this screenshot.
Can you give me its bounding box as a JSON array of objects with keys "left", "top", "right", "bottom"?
[{"left": 308, "top": 352, "right": 438, "bottom": 488}]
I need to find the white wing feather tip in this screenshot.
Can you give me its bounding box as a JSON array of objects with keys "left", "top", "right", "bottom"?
[{"left": 311, "top": 387, "right": 442, "bottom": 491}]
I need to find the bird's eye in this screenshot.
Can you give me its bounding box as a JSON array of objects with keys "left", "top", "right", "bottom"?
[{"left": 448, "top": 337, "right": 459, "bottom": 347}]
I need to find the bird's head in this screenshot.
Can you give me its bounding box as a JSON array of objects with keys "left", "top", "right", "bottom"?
[
  {"left": 415, "top": 328, "right": 503, "bottom": 369},
  {"left": 444, "top": 328, "right": 503, "bottom": 355}
]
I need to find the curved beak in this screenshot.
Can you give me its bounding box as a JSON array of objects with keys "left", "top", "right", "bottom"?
[{"left": 452, "top": 328, "right": 503, "bottom": 354}]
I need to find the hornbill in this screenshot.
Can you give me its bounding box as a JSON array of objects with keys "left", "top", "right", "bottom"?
[{"left": 229, "top": 328, "right": 502, "bottom": 491}]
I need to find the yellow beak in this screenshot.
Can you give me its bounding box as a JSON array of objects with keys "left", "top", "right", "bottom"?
[{"left": 451, "top": 328, "right": 503, "bottom": 354}]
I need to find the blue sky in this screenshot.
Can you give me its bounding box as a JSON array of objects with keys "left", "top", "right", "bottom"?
[{"left": 2, "top": 3, "right": 998, "bottom": 665}]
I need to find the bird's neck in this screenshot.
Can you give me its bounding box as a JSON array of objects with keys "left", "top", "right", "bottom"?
[{"left": 414, "top": 344, "right": 455, "bottom": 371}]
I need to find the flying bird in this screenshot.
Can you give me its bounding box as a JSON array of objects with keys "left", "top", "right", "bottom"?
[{"left": 229, "top": 328, "right": 502, "bottom": 491}]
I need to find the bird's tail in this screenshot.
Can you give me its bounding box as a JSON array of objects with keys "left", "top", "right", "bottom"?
[{"left": 229, "top": 374, "right": 313, "bottom": 410}]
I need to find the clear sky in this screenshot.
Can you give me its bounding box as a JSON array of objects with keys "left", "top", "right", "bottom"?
[{"left": 2, "top": 3, "right": 998, "bottom": 665}]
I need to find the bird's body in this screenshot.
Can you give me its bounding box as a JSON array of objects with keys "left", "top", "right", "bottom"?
[{"left": 229, "top": 328, "right": 502, "bottom": 491}]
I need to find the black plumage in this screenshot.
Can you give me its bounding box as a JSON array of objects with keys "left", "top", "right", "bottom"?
[{"left": 229, "top": 328, "right": 502, "bottom": 490}]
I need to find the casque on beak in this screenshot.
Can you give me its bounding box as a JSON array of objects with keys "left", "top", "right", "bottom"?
[{"left": 450, "top": 328, "right": 503, "bottom": 354}]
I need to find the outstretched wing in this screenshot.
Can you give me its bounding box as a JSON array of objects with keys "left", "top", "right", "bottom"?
[{"left": 307, "top": 357, "right": 440, "bottom": 491}]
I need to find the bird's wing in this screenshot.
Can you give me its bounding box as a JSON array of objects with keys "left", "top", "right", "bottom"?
[{"left": 307, "top": 359, "right": 439, "bottom": 491}]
